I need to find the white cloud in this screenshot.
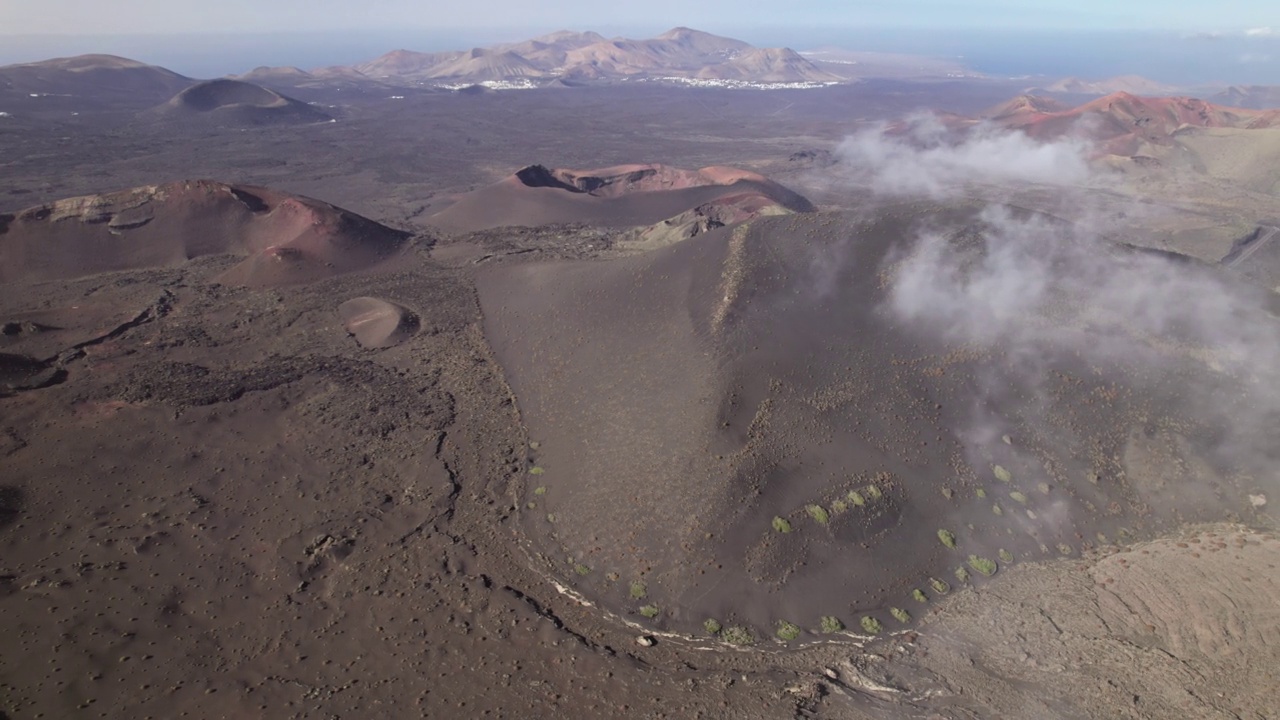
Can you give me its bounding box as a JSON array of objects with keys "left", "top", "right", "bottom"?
[
  {"left": 1245, "top": 27, "right": 1276, "bottom": 37},
  {"left": 834, "top": 114, "right": 1094, "bottom": 199}
]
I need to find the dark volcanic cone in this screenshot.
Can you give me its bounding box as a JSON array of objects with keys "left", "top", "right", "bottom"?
[
  {"left": 149, "top": 79, "right": 332, "bottom": 126},
  {"left": 430, "top": 162, "right": 813, "bottom": 233}
]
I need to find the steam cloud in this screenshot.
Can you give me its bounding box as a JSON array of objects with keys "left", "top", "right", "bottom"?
[
  {"left": 836, "top": 114, "right": 1094, "bottom": 198},
  {"left": 834, "top": 113, "right": 1280, "bottom": 511}
]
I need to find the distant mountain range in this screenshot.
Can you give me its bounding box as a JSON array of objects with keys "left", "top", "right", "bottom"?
[
  {"left": 1035, "top": 75, "right": 1181, "bottom": 96},
  {"left": 250, "top": 27, "right": 846, "bottom": 88},
  {"left": 6, "top": 30, "right": 1280, "bottom": 117}
]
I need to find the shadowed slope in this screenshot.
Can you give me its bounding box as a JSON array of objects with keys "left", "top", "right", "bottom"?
[
  {"left": 0, "top": 181, "right": 408, "bottom": 286},
  {"left": 478, "top": 205, "right": 1279, "bottom": 640}
]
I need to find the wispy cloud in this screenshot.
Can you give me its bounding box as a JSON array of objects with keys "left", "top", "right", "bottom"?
[{"left": 834, "top": 114, "right": 1095, "bottom": 199}]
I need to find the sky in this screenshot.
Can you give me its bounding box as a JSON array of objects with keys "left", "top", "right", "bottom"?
[{"left": 0, "top": 0, "right": 1277, "bottom": 35}]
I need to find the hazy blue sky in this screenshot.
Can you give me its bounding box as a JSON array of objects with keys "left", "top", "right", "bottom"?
[{"left": 1, "top": 0, "right": 1277, "bottom": 35}]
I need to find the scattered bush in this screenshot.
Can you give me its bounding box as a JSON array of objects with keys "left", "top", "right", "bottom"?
[
  {"left": 848, "top": 490, "right": 865, "bottom": 507},
  {"left": 890, "top": 607, "right": 911, "bottom": 623},
  {"left": 704, "top": 619, "right": 722, "bottom": 635},
  {"left": 776, "top": 620, "right": 802, "bottom": 641},
  {"left": 630, "top": 581, "right": 647, "bottom": 599},
  {"left": 955, "top": 566, "right": 971, "bottom": 583},
  {"left": 831, "top": 499, "right": 848, "bottom": 514},
  {"left": 912, "top": 589, "right": 928, "bottom": 603},
  {"left": 860, "top": 616, "right": 883, "bottom": 634},
  {"left": 967, "top": 555, "right": 997, "bottom": 576},
  {"left": 721, "top": 626, "right": 756, "bottom": 645},
  {"left": 639, "top": 605, "right": 660, "bottom": 619},
  {"left": 806, "top": 505, "right": 830, "bottom": 525},
  {"left": 937, "top": 529, "right": 958, "bottom": 549},
  {"left": 772, "top": 516, "right": 792, "bottom": 533},
  {"left": 819, "top": 616, "right": 844, "bottom": 633},
  {"left": 930, "top": 577, "right": 951, "bottom": 594},
  {"left": 865, "top": 485, "right": 883, "bottom": 500},
  {"left": 574, "top": 563, "right": 591, "bottom": 576},
  {"left": 998, "top": 548, "right": 1014, "bottom": 563}
]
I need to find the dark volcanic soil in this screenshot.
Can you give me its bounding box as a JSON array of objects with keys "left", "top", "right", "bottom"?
[
  {"left": 2, "top": 80, "right": 1279, "bottom": 720},
  {"left": 0, "top": 243, "right": 870, "bottom": 719}
]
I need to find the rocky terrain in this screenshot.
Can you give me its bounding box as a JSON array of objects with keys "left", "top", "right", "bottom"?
[{"left": 1, "top": 57, "right": 1279, "bottom": 720}]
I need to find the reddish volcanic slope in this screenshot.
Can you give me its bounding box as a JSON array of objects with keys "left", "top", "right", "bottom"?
[
  {"left": 990, "top": 92, "right": 1280, "bottom": 154},
  {"left": 428, "top": 163, "right": 814, "bottom": 233},
  {"left": 0, "top": 181, "right": 408, "bottom": 286}
]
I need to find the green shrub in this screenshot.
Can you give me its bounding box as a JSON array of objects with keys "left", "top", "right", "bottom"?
[
  {"left": 819, "top": 616, "right": 844, "bottom": 633},
  {"left": 967, "top": 555, "right": 997, "bottom": 576},
  {"left": 704, "top": 619, "right": 722, "bottom": 635},
  {"left": 630, "top": 581, "right": 647, "bottom": 599},
  {"left": 721, "top": 626, "right": 756, "bottom": 645},
  {"left": 937, "top": 529, "right": 958, "bottom": 549},
  {"left": 998, "top": 548, "right": 1014, "bottom": 563},
  {"left": 776, "top": 620, "right": 801, "bottom": 641},
  {"left": 639, "top": 605, "right": 660, "bottom": 618},
  {"left": 955, "top": 566, "right": 971, "bottom": 583},
  {"left": 529, "top": 466, "right": 546, "bottom": 476},
  {"left": 912, "top": 589, "right": 928, "bottom": 603},
  {"left": 890, "top": 607, "right": 911, "bottom": 623},
  {"left": 772, "top": 516, "right": 792, "bottom": 533},
  {"left": 848, "top": 490, "right": 866, "bottom": 507},
  {"left": 534, "top": 486, "right": 547, "bottom": 495},
  {"left": 976, "top": 488, "right": 987, "bottom": 498},
  {"left": 806, "top": 505, "right": 830, "bottom": 525},
  {"left": 860, "top": 616, "right": 883, "bottom": 634},
  {"left": 574, "top": 563, "right": 591, "bottom": 576},
  {"left": 865, "top": 485, "right": 883, "bottom": 500},
  {"left": 993, "top": 465, "right": 1012, "bottom": 482},
  {"left": 1010, "top": 491, "right": 1028, "bottom": 504},
  {"left": 930, "top": 577, "right": 951, "bottom": 594}
]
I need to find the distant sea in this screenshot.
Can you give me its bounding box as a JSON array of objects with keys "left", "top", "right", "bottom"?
[
  {"left": 2, "top": 27, "right": 1278, "bottom": 87},
  {"left": 753, "top": 27, "right": 1280, "bottom": 87}
]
